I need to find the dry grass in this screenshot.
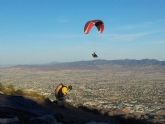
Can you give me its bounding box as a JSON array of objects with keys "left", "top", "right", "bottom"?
[{"left": 0, "top": 83, "right": 45, "bottom": 102}]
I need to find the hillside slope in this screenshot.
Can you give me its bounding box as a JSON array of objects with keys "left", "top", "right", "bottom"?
[{"left": 0, "top": 92, "right": 158, "bottom": 124}]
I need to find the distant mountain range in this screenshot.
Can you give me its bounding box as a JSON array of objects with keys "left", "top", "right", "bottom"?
[{"left": 12, "top": 59, "right": 165, "bottom": 70}]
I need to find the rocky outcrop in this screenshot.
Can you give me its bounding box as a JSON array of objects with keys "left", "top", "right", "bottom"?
[{"left": 0, "top": 94, "right": 59, "bottom": 124}]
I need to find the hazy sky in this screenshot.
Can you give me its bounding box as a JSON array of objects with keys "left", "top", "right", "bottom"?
[{"left": 0, "top": 0, "right": 165, "bottom": 65}]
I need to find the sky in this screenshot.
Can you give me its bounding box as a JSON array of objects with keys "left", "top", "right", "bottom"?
[{"left": 0, "top": 0, "right": 165, "bottom": 65}]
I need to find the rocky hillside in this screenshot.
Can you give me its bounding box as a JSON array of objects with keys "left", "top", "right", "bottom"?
[{"left": 0, "top": 85, "right": 161, "bottom": 124}]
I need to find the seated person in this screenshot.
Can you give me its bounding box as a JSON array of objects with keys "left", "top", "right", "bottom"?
[{"left": 55, "top": 83, "right": 72, "bottom": 101}]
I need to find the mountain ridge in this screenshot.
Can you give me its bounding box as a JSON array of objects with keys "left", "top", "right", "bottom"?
[{"left": 13, "top": 59, "right": 165, "bottom": 67}]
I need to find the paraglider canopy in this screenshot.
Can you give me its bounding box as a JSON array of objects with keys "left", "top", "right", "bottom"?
[{"left": 84, "top": 20, "right": 104, "bottom": 34}]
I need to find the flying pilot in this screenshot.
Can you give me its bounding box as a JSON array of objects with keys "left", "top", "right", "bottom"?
[{"left": 92, "top": 52, "right": 98, "bottom": 58}]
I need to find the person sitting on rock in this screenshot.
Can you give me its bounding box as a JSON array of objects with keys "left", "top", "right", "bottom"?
[{"left": 55, "top": 83, "right": 72, "bottom": 101}]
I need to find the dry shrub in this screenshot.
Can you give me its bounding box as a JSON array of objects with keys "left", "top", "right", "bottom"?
[
  {"left": 13, "top": 89, "right": 24, "bottom": 95},
  {"left": 0, "top": 83, "right": 45, "bottom": 102},
  {"left": 0, "top": 84, "right": 15, "bottom": 95},
  {"left": 22, "top": 90, "right": 45, "bottom": 102}
]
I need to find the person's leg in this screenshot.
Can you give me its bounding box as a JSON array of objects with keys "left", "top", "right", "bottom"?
[{"left": 57, "top": 97, "right": 65, "bottom": 107}]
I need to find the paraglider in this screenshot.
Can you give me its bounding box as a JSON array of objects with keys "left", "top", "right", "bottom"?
[
  {"left": 84, "top": 20, "right": 104, "bottom": 34},
  {"left": 84, "top": 19, "right": 104, "bottom": 58}
]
